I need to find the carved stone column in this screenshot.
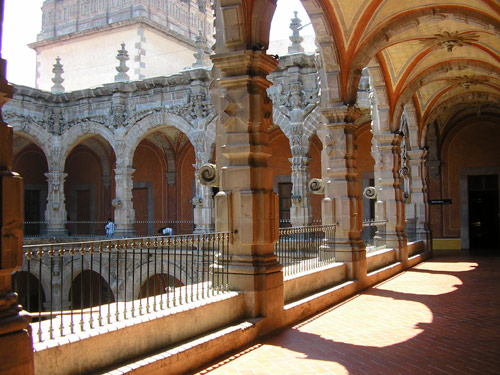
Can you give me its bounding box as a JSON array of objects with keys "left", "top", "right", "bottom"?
[
  {"left": 44, "top": 171, "right": 68, "bottom": 237},
  {"left": 289, "top": 152, "right": 312, "bottom": 227},
  {"left": 372, "top": 131, "right": 407, "bottom": 260},
  {"left": 192, "top": 132, "right": 215, "bottom": 233},
  {"left": 0, "top": 41, "right": 35, "bottom": 374},
  {"left": 408, "top": 148, "right": 430, "bottom": 243},
  {"left": 211, "top": 50, "right": 283, "bottom": 325},
  {"left": 320, "top": 106, "right": 365, "bottom": 280},
  {"left": 113, "top": 165, "right": 136, "bottom": 237}
]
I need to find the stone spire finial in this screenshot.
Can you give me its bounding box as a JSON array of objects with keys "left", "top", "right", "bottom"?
[
  {"left": 51, "top": 57, "right": 65, "bottom": 94},
  {"left": 115, "top": 42, "right": 130, "bottom": 82},
  {"left": 192, "top": 30, "right": 206, "bottom": 68},
  {"left": 288, "top": 11, "right": 304, "bottom": 54}
]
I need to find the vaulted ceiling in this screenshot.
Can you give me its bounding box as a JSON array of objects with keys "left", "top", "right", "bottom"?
[{"left": 303, "top": 0, "right": 500, "bottom": 142}]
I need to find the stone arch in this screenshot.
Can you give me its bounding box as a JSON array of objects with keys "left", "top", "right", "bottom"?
[
  {"left": 123, "top": 111, "right": 194, "bottom": 164},
  {"left": 9, "top": 123, "right": 52, "bottom": 159},
  {"left": 62, "top": 257, "right": 114, "bottom": 307},
  {"left": 395, "top": 60, "right": 500, "bottom": 128},
  {"left": 60, "top": 123, "right": 116, "bottom": 162},
  {"left": 132, "top": 261, "right": 190, "bottom": 300},
  {"left": 15, "top": 260, "right": 51, "bottom": 311},
  {"left": 298, "top": 0, "right": 343, "bottom": 105},
  {"left": 423, "top": 91, "right": 500, "bottom": 144},
  {"left": 69, "top": 269, "right": 115, "bottom": 309},
  {"left": 346, "top": 7, "right": 500, "bottom": 103},
  {"left": 366, "top": 58, "right": 392, "bottom": 133}
]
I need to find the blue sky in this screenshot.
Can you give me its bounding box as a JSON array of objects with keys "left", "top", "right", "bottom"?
[{"left": 1, "top": 0, "right": 313, "bottom": 87}]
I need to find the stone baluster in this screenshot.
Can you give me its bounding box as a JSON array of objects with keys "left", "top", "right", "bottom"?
[{"left": 320, "top": 106, "right": 365, "bottom": 280}]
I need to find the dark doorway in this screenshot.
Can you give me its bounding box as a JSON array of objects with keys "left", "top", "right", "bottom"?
[
  {"left": 278, "top": 182, "right": 292, "bottom": 227},
  {"left": 76, "top": 189, "right": 91, "bottom": 235},
  {"left": 24, "top": 189, "right": 41, "bottom": 236},
  {"left": 468, "top": 175, "right": 499, "bottom": 250}
]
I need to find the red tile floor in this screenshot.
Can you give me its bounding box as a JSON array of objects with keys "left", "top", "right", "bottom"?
[{"left": 193, "top": 250, "right": 500, "bottom": 375}]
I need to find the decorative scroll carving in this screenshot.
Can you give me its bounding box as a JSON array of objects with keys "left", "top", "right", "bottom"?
[
  {"left": 198, "top": 163, "right": 218, "bottom": 187},
  {"left": 363, "top": 186, "right": 377, "bottom": 199},
  {"left": 308, "top": 178, "right": 324, "bottom": 194}
]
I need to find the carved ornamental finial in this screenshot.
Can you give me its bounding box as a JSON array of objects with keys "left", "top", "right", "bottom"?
[
  {"left": 51, "top": 57, "right": 65, "bottom": 94},
  {"left": 192, "top": 30, "right": 206, "bottom": 68},
  {"left": 115, "top": 42, "right": 130, "bottom": 82},
  {"left": 289, "top": 11, "right": 304, "bottom": 54}
]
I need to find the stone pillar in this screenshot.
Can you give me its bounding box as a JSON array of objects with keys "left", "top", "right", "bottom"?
[
  {"left": 113, "top": 166, "right": 135, "bottom": 237},
  {"left": 289, "top": 153, "right": 312, "bottom": 227},
  {"left": 211, "top": 50, "right": 283, "bottom": 329},
  {"left": 408, "top": 148, "right": 430, "bottom": 243},
  {"left": 44, "top": 171, "right": 68, "bottom": 237},
  {"left": 192, "top": 133, "right": 215, "bottom": 233},
  {"left": 320, "top": 107, "right": 365, "bottom": 280},
  {"left": 372, "top": 131, "right": 407, "bottom": 260},
  {"left": 0, "top": 17, "right": 35, "bottom": 372},
  {"left": 192, "top": 182, "right": 215, "bottom": 233}
]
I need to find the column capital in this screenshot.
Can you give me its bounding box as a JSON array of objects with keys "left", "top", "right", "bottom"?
[
  {"left": 321, "top": 104, "right": 361, "bottom": 126},
  {"left": 211, "top": 50, "right": 278, "bottom": 81}
]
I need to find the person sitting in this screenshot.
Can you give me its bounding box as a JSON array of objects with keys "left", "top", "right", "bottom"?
[{"left": 158, "top": 226, "right": 173, "bottom": 236}]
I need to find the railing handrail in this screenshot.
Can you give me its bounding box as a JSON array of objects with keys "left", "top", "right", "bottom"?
[{"left": 22, "top": 232, "right": 230, "bottom": 250}]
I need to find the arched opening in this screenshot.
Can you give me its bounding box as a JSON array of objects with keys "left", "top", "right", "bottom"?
[
  {"left": 13, "top": 138, "right": 48, "bottom": 236},
  {"left": 70, "top": 270, "right": 114, "bottom": 309},
  {"left": 435, "top": 117, "right": 500, "bottom": 251},
  {"left": 138, "top": 273, "right": 183, "bottom": 299},
  {"left": 65, "top": 135, "right": 115, "bottom": 236},
  {"left": 11, "top": 271, "right": 46, "bottom": 313},
  {"left": 132, "top": 126, "right": 196, "bottom": 236}
]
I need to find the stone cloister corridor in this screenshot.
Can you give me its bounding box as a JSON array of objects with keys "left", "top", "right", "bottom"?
[{"left": 0, "top": 0, "right": 499, "bottom": 374}]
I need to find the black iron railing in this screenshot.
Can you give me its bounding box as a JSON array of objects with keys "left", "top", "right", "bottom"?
[
  {"left": 12, "top": 232, "right": 230, "bottom": 343},
  {"left": 275, "top": 224, "right": 337, "bottom": 277}
]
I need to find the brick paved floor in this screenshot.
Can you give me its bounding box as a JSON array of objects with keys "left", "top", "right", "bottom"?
[{"left": 193, "top": 251, "right": 500, "bottom": 375}]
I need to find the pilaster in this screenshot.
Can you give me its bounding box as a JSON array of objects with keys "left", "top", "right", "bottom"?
[
  {"left": 320, "top": 106, "right": 365, "bottom": 280},
  {"left": 211, "top": 50, "right": 283, "bottom": 329},
  {"left": 113, "top": 165, "right": 136, "bottom": 238},
  {"left": 372, "top": 131, "right": 408, "bottom": 261},
  {"left": 408, "top": 148, "right": 430, "bottom": 244}
]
